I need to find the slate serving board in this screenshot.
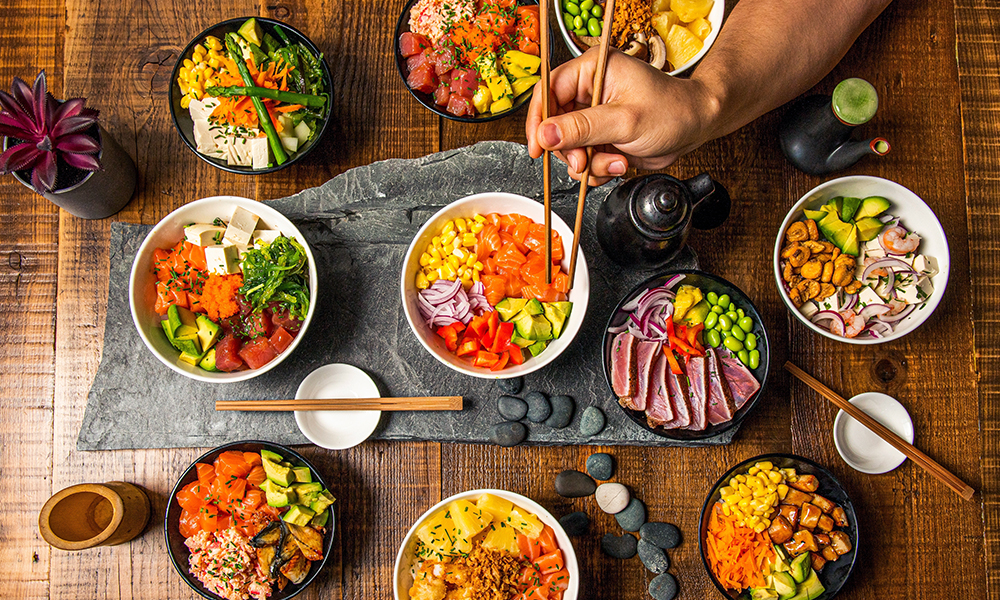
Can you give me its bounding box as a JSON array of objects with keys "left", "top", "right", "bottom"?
[{"left": 79, "top": 141, "right": 740, "bottom": 450}]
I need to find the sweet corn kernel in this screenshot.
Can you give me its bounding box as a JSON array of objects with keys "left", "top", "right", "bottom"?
[
  {"left": 470, "top": 222, "right": 484, "bottom": 233},
  {"left": 746, "top": 515, "right": 759, "bottom": 526},
  {"left": 442, "top": 232, "right": 457, "bottom": 246},
  {"left": 462, "top": 233, "right": 478, "bottom": 246},
  {"left": 754, "top": 506, "right": 767, "bottom": 516},
  {"left": 474, "top": 214, "right": 486, "bottom": 223},
  {"left": 756, "top": 461, "right": 773, "bottom": 471},
  {"left": 455, "top": 217, "right": 467, "bottom": 232},
  {"left": 777, "top": 484, "right": 789, "bottom": 499},
  {"left": 738, "top": 484, "right": 751, "bottom": 497},
  {"left": 753, "top": 522, "right": 767, "bottom": 533},
  {"left": 453, "top": 248, "right": 468, "bottom": 261},
  {"left": 473, "top": 261, "right": 484, "bottom": 271},
  {"left": 461, "top": 277, "right": 473, "bottom": 290},
  {"left": 431, "top": 236, "right": 441, "bottom": 248},
  {"left": 724, "top": 494, "right": 739, "bottom": 505},
  {"left": 439, "top": 264, "right": 456, "bottom": 279},
  {"left": 457, "top": 265, "right": 467, "bottom": 277},
  {"left": 415, "top": 272, "right": 430, "bottom": 289},
  {"left": 738, "top": 499, "right": 750, "bottom": 509},
  {"left": 194, "top": 44, "right": 207, "bottom": 55},
  {"left": 447, "top": 255, "right": 461, "bottom": 269},
  {"left": 766, "top": 483, "right": 777, "bottom": 493},
  {"left": 722, "top": 504, "right": 731, "bottom": 516},
  {"left": 426, "top": 270, "right": 439, "bottom": 282},
  {"left": 206, "top": 36, "right": 222, "bottom": 49},
  {"left": 472, "top": 270, "right": 480, "bottom": 282},
  {"left": 180, "top": 95, "right": 192, "bottom": 109},
  {"left": 183, "top": 58, "right": 194, "bottom": 68},
  {"left": 419, "top": 253, "right": 431, "bottom": 267},
  {"left": 428, "top": 257, "right": 442, "bottom": 269},
  {"left": 720, "top": 486, "right": 734, "bottom": 497},
  {"left": 208, "top": 57, "right": 221, "bottom": 69},
  {"left": 735, "top": 475, "right": 747, "bottom": 483},
  {"left": 466, "top": 254, "right": 477, "bottom": 267},
  {"left": 729, "top": 478, "right": 739, "bottom": 488},
  {"left": 748, "top": 466, "right": 759, "bottom": 476},
  {"left": 768, "top": 471, "right": 783, "bottom": 484},
  {"left": 430, "top": 247, "right": 442, "bottom": 259},
  {"left": 442, "top": 221, "right": 455, "bottom": 235}
]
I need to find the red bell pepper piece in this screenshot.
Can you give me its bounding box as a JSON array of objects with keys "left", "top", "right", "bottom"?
[
  {"left": 490, "top": 321, "right": 515, "bottom": 353},
  {"left": 487, "top": 310, "right": 500, "bottom": 340},
  {"left": 507, "top": 346, "right": 525, "bottom": 365},
  {"left": 490, "top": 351, "right": 510, "bottom": 371},
  {"left": 468, "top": 314, "right": 489, "bottom": 337},
  {"left": 473, "top": 350, "right": 500, "bottom": 368},
  {"left": 456, "top": 337, "right": 481, "bottom": 357},
  {"left": 436, "top": 322, "right": 465, "bottom": 352},
  {"left": 686, "top": 322, "right": 705, "bottom": 351},
  {"left": 663, "top": 346, "right": 684, "bottom": 375}
]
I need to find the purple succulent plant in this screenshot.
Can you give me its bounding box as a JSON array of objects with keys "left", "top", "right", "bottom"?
[{"left": 0, "top": 71, "right": 102, "bottom": 194}]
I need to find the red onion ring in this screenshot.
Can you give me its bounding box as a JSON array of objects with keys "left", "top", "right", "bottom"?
[
  {"left": 841, "top": 293, "right": 858, "bottom": 312},
  {"left": 859, "top": 304, "right": 892, "bottom": 320},
  {"left": 878, "top": 303, "right": 915, "bottom": 323},
  {"left": 811, "top": 310, "right": 846, "bottom": 336}
]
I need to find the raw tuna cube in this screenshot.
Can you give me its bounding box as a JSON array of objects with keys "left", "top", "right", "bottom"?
[
  {"left": 214, "top": 335, "right": 244, "bottom": 372},
  {"left": 431, "top": 45, "right": 457, "bottom": 75},
  {"left": 434, "top": 84, "right": 451, "bottom": 106},
  {"left": 399, "top": 32, "right": 431, "bottom": 57},
  {"left": 269, "top": 326, "right": 294, "bottom": 354},
  {"left": 407, "top": 62, "right": 438, "bottom": 94},
  {"left": 450, "top": 68, "right": 479, "bottom": 99},
  {"left": 446, "top": 94, "right": 474, "bottom": 117},
  {"left": 269, "top": 307, "right": 302, "bottom": 332},
  {"left": 406, "top": 52, "right": 429, "bottom": 72},
  {"left": 238, "top": 337, "right": 278, "bottom": 370}
]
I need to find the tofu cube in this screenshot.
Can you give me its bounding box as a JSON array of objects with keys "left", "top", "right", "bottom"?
[
  {"left": 863, "top": 238, "right": 886, "bottom": 258},
  {"left": 857, "top": 285, "right": 883, "bottom": 309},
  {"left": 224, "top": 207, "right": 260, "bottom": 248},
  {"left": 250, "top": 137, "right": 271, "bottom": 170},
  {"left": 816, "top": 291, "right": 841, "bottom": 313},
  {"left": 184, "top": 224, "right": 226, "bottom": 247},
  {"left": 914, "top": 255, "right": 939, "bottom": 276},
  {"left": 205, "top": 244, "right": 240, "bottom": 275},
  {"left": 227, "top": 135, "right": 254, "bottom": 167},
  {"left": 798, "top": 300, "right": 819, "bottom": 319},
  {"left": 251, "top": 229, "right": 282, "bottom": 248}
]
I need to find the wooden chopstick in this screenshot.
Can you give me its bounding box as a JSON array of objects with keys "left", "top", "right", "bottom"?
[
  {"left": 567, "top": 0, "right": 616, "bottom": 290},
  {"left": 784, "top": 362, "right": 975, "bottom": 501},
  {"left": 215, "top": 396, "right": 462, "bottom": 412},
  {"left": 540, "top": 0, "right": 553, "bottom": 284}
]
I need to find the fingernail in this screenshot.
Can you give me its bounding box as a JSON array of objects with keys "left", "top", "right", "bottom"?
[
  {"left": 568, "top": 155, "right": 579, "bottom": 172},
  {"left": 540, "top": 123, "right": 561, "bottom": 148},
  {"left": 609, "top": 161, "right": 626, "bottom": 175}
]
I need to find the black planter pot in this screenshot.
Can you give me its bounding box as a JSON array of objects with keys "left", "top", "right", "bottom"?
[{"left": 5, "top": 125, "right": 137, "bottom": 219}]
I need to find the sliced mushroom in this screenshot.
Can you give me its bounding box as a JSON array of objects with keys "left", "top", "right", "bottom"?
[
  {"left": 624, "top": 39, "right": 649, "bottom": 61},
  {"left": 648, "top": 34, "right": 668, "bottom": 70}
]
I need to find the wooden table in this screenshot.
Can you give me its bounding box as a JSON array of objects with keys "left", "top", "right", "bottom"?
[{"left": 1, "top": 0, "right": 996, "bottom": 598}]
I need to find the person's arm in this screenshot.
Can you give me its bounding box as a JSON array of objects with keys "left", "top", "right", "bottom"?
[{"left": 526, "top": 0, "right": 892, "bottom": 185}]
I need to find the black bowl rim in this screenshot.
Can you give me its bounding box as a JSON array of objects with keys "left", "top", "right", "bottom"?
[
  {"left": 164, "top": 440, "right": 336, "bottom": 600},
  {"left": 168, "top": 17, "right": 334, "bottom": 175},
  {"left": 601, "top": 269, "right": 771, "bottom": 441},
  {"left": 393, "top": 0, "right": 541, "bottom": 123},
  {"left": 697, "top": 453, "right": 860, "bottom": 600}
]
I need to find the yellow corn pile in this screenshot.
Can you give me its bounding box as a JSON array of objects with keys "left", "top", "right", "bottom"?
[
  {"left": 718, "top": 462, "right": 797, "bottom": 533},
  {"left": 177, "top": 36, "right": 225, "bottom": 108},
  {"left": 415, "top": 215, "right": 485, "bottom": 290}
]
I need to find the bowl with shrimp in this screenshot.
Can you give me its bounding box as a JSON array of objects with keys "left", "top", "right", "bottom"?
[{"left": 774, "top": 176, "right": 950, "bottom": 344}]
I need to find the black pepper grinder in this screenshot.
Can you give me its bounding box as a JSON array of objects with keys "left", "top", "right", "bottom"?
[{"left": 595, "top": 173, "right": 730, "bottom": 268}]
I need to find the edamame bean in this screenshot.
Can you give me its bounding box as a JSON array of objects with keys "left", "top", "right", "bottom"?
[
  {"left": 565, "top": 2, "right": 580, "bottom": 15},
  {"left": 573, "top": 15, "right": 583, "bottom": 29},
  {"left": 564, "top": 12, "right": 574, "bottom": 25},
  {"left": 587, "top": 17, "right": 601, "bottom": 36},
  {"left": 579, "top": 8, "right": 590, "bottom": 20},
  {"left": 749, "top": 350, "right": 760, "bottom": 369},
  {"left": 574, "top": 27, "right": 588, "bottom": 36},
  {"left": 724, "top": 336, "right": 744, "bottom": 352},
  {"left": 738, "top": 316, "right": 754, "bottom": 333},
  {"left": 704, "top": 311, "right": 719, "bottom": 329},
  {"left": 712, "top": 305, "right": 724, "bottom": 314},
  {"left": 706, "top": 291, "right": 719, "bottom": 305},
  {"left": 704, "top": 329, "right": 722, "bottom": 348},
  {"left": 745, "top": 333, "right": 757, "bottom": 350},
  {"left": 580, "top": 0, "right": 594, "bottom": 9},
  {"left": 717, "top": 294, "right": 731, "bottom": 309},
  {"left": 591, "top": 4, "right": 603, "bottom": 17},
  {"left": 738, "top": 349, "right": 750, "bottom": 365},
  {"left": 729, "top": 326, "right": 746, "bottom": 341},
  {"left": 718, "top": 314, "right": 733, "bottom": 331},
  {"left": 726, "top": 312, "right": 738, "bottom": 324}
]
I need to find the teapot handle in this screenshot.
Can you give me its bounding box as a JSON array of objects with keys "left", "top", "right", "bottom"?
[{"left": 686, "top": 173, "right": 731, "bottom": 230}]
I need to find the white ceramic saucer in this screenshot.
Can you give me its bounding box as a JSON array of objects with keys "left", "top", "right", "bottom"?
[
  {"left": 294, "top": 364, "right": 381, "bottom": 450},
  {"left": 833, "top": 392, "right": 914, "bottom": 474}
]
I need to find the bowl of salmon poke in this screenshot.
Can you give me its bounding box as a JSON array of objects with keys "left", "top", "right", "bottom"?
[
  {"left": 603, "top": 270, "right": 769, "bottom": 440},
  {"left": 400, "top": 192, "right": 589, "bottom": 379}
]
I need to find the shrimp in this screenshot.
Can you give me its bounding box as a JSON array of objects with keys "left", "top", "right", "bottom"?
[
  {"left": 864, "top": 256, "right": 888, "bottom": 278},
  {"left": 840, "top": 309, "right": 866, "bottom": 338},
  {"left": 879, "top": 225, "right": 921, "bottom": 254},
  {"left": 887, "top": 299, "right": 909, "bottom": 315}
]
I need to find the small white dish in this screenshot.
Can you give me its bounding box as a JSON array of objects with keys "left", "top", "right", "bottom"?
[
  {"left": 833, "top": 392, "right": 914, "bottom": 474},
  {"left": 294, "top": 364, "right": 381, "bottom": 450}
]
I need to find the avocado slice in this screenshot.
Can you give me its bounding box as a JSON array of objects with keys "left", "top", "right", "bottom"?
[
  {"left": 550, "top": 301, "right": 572, "bottom": 319},
  {"left": 854, "top": 195, "right": 891, "bottom": 220},
  {"left": 543, "top": 303, "right": 569, "bottom": 339},
  {"left": 292, "top": 466, "right": 313, "bottom": 483},
  {"left": 310, "top": 509, "right": 330, "bottom": 528},
  {"left": 237, "top": 18, "right": 263, "bottom": 47},
  {"left": 789, "top": 553, "right": 811, "bottom": 584},
  {"left": 291, "top": 482, "right": 324, "bottom": 504},
  {"left": 310, "top": 490, "right": 335, "bottom": 514},
  {"left": 264, "top": 483, "right": 296, "bottom": 508},
  {"left": 751, "top": 588, "right": 778, "bottom": 600},
  {"left": 198, "top": 348, "right": 219, "bottom": 372},
  {"left": 772, "top": 571, "right": 796, "bottom": 596},
  {"left": 178, "top": 348, "right": 205, "bottom": 365},
  {"left": 822, "top": 215, "right": 854, "bottom": 250},
  {"left": 512, "top": 312, "right": 536, "bottom": 339},
  {"left": 824, "top": 197, "right": 842, "bottom": 214},
  {"left": 522, "top": 298, "right": 544, "bottom": 316},
  {"left": 260, "top": 449, "right": 284, "bottom": 463},
  {"left": 802, "top": 208, "right": 827, "bottom": 221},
  {"left": 855, "top": 216, "right": 884, "bottom": 242},
  {"left": 262, "top": 456, "right": 295, "bottom": 487},
  {"left": 527, "top": 340, "right": 548, "bottom": 357},
  {"left": 681, "top": 299, "right": 711, "bottom": 326},
  {"left": 495, "top": 298, "right": 528, "bottom": 321},
  {"left": 196, "top": 315, "right": 221, "bottom": 353},
  {"left": 510, "top": 333, "right": 535, "bottom": 348},
  {"left": 282, "top": 504, "right": 316, "bottom": 526},
  {"left": 167, "top": 304, "right": 199, "bottom": 341},
  {"left": 800, "top": 570, "right": 825, "bottom": 600},
  {"left": 839, "top": 196, "right": 862, "bottom": 221},
  {"left": 528, "top": 314, "right": 553, "bottom": 340},
  {"left": 841, "top": 224, "right": 861, "bottom": 256}
]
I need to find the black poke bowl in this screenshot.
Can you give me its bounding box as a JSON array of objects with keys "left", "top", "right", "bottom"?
[
  {"left": 168, "top": 18, "right": 333, "bottom": 174},
  {"left": 165, "top": 441, "right": 335, "bottom": 600},
  {"left": 393, "top": 0, "right": 543, "bottom": 123},
  {"left": 699, "top": 454, "right": 859, "bottom": 600},
  {"left": 602, "top": 270, "right": 770, "bottom": 441}
]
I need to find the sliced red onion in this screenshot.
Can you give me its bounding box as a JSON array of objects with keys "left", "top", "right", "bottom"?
[
  {"left": 859, "top": 303, "right": 892, "bottom": 320},
  {"left": 868, "top": 321, "right": 892, "bottom": 336},
  {"left": 841, "top": 293, "right": 857, "bottom": 312},
  {"left": 811, "top": 310, "right": 846, "bottom": 336},
  {"left": 607, "top": 323, "right": 629, "bottom": 334},
  {"left": 878, "top": 214, "right": 897, "bottom": 224},
  {"left": 663, "top": 274, "right": 685, "bottom": 289},
  {"left": 648, "top": 321, "right": 666, "bottom": 336},
  {"left": 420, "top": 278, "right": 463, "bottom": 304},
  {"left": 862, "top": 257, "right": 916, "bottom": 282},
  {"left": 878, "top": 303, "right": 915, "bottom": 323}
]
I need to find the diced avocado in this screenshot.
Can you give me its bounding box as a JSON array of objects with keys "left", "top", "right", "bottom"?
[
  {"left": 262, "top": 457, "right": 295, "bottom": 487},
  {"left": 821, "top": 212, "right": 853, "bottom": 250},
  {"left": 799, "top": 570, "right": 825, "bottom": 600},
  {"left": 824, "top": 197, "right": 842, "bottom": 213},
  {"left": 512, "top": 312, "right": 536, "bottom": 339},
  {"left": 510, "top": 333, "right": 535, "bottom": 348},
  {"left": 772, "top": 549, "right": 789, "bottom": 573},
  {"left": 260, "top": 449, "right": 284, "bottom": 463},
  {"left": 550, "top": 301, "right": 573, "bottom": 319},
  {"left": 682, "top": 299, "right": 711, "bottom": 326},
  {"left": 855, "top": 216, "right": 884, "bottom": 242},
  {"left": 751, "top": 588, "right": 778, "bottom": 600},
  {"left": 292, "top": 466, "right": 313, "bottom": 483},
  {"left": 282, "top": 504, "right": 316, "bottom": 526},
  {"left": 543, "top": 303, "right": 569, "bottom": 339},
  {"left": 264, "top": 483, "right": 296, "bottom": 508},
  {"left": 841, "top": 224, "right": 860, "bottom": 256},
  {"left": 310, "top": 490, "right": 335, "bottom": 514},
  {"left": 279, "top": 461, "right": 294, "bottom": 468},
  {"left": 310, "top": 509, "right": 330, "bottom": 527},
  {"left": 839, "top": 196, "right": 862, "bottom": 221},
  {"left": 772, "top": 544, "right": 788, "bottom": 561},
  {"left": 167, "top": 304, "right": 199, "bottom": 342},
  {"left": 237, "top": 18, "right": 263, "bottom": 47},
  {"left": 179, "top": 349, "right": 205, "bottom": 365},
  {"left": 529, "top": 314, "right": 553, "bottom": 340},
  {"left": 772, "top": 571, "right": 796, "bottom": 597},
  {"left": 198, "top": 348, "right": 219, "bottom": 372},
  {"left": 495, "top": 298, "right": 528, "bottom": 321},
  {"left": 789, "top": 553, "right": 811, "bottom": 584},
  {"left": 854, "top": 195, "right": 891, "bottom": 220},
  {"left": 802, "top": 208, "right": 827, "bottom": 221},
  {"left": 527, "top": 340, "right": 548, "bottom": 357},
  {"left": 291, "top": 482, "right": 323, "bottom": 504},
  {"left": 196, "top": 315, "right": 221, "bottom": 352},
  {"left": 522, "top": 298, "right": 544, "bottom": 316},
  {"left": 173, "top": 337, "right": 202, "bottom": 357},
  {"left": 161, "top": 319, "right": 177, "bottom": 344}
]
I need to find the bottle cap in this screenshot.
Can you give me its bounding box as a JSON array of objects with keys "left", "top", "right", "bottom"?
[{"left": 832, "top": 78, "right": 879, "bottom": 126}]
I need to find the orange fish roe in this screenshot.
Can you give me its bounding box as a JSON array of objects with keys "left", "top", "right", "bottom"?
[{"left": 200, "top": 274, "right": 244, "bottom": 321}]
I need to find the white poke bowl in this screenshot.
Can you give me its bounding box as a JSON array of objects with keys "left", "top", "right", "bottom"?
[
  {"left": 392, "top": 488, "right": 580, "bottom": 600},
  {"left": 400, "top": 192, "right": 590, "bottom": 379},
  {"left": 774, "top": 176, "right": 950, "bottom": 345},
  {"left": 129, "top": 196, "right": 318, "bottom": 382},
  {"left": 557, "top": 0, "right": 724, "bottom": 76}
]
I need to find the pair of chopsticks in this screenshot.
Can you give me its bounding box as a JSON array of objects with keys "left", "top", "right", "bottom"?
[
  {"left": 216, "top": 396, "right": 462, "bottom": 412},
  {"left": 540, "top": 0, "right": 617, "bottom": 287},
  {"left": 785, "top": 362, "right": 975, "bottom": 501}
]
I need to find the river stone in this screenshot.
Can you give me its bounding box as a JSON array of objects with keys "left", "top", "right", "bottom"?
[
  {"left": 555, "top": 469, "right": 596, "bottom": 498},
  {"left": 640, "top": 522, "right": 682, "bottom": 549},
  {"left": 648, "top": 573, "right": 678, "bottom": 600},
  {"left": 558, "top": 511, "right": 590, "bottom": 536},
  {"left": 601, "top": 532, "right": 638, "bottom": 559},
  {"left": 637, "top": 539, "right": 670, "bottom": 574},
  {"left": 545, "top": 395, "right": 575, "bottom": 428},
  {"left": 586, "top": 452, "right": 614, "bottom": 480},
  {"left": 498, "top": 376, "right": 524, "bottom": 395},
  {"left": 595, "top": 482, "right": 630, "bottom": 514},
  {"left": 524, "top": 391, "right": 552, "bottom": 423},
  {"left": 615, "top": 497, "right": 647, "bottom": 532},
  {"left": 579, "top": 406, "right": 606, "bottom": 436},
  {"left": 497, "top": 395, "right": 528, "bottom": 421},
  {"left": 490, "top": 422, "right": 527, "bottom": 447}
]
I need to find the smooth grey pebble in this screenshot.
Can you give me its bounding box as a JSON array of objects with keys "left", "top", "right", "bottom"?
[
  {"left": 544, "top": 395, "right": 574, "bottom": 428},
  {"left": 615, "top": 497, "right": 646, "bottom": 532},
  {"left": 498, "top": 376, "right": 524, "bottom": 395},
  {"left": 640, "top": 522, "right": 682, "bottom": 549},
  {"left": 489, "top": 422, "right": 527, "bottom": 447},
  {"left": 497, "top": 395, "right": 528, "bottom": 421},
  {"left": 579, "top": 406, "right": 606, "bottom": 436},
  {"left": 586, "top": 452, "right": 614, "bottom": 480},
  {"left": 524, "top": 391, "right": 552, "bottom": 423},
  {"left": 637, "top": 539, "right": 670, "bottom": 574},
  {"left": 554, "top": 469, "right": 596, "bottom": 497},
  {"left": 601, "top": 532, "right": 638, "bottom": 559},
  {"left": 558, "top": 511, "right": 590, "bottom": 536},
  {"left": 648, "top": 573, "right": 678, "bottom": 600}
]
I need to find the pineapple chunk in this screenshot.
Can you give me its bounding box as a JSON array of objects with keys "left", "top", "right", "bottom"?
[
  {"left": 666, "top": 24, "right": 704, "bottom": 70},
  {"left": 477, "top": 494, "right": 514, "bottom": 522},
  {"left": 651, "top": 0, "right": 672, "bottom": 13},
  {"left": 415, "top": 510, "right": 471, "bottom": 557},
  {"left": 506, "top": 507, "right": 544, "bottom": 539},
  {"left": 449, "top": 499, "right": 493, "bottom": 541},
  {"left": 688, "top": 18, "right": 712, "bottom": 40},
  {"left": 481, "top": 521, "right": 519, "bottom": 555},
  {"left": 670, "top": 0, "right": 714, "bottom": 23},
  {"left": 652, "top": 11, "right": 681, "bottom": 44}
]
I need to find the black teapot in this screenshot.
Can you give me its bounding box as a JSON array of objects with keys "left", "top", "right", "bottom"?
[{"left": 596, "top": 173, "right": 730, "bottom": 268}]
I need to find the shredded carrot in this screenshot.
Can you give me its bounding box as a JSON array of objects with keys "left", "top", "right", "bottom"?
[
  {"left": 207, "top": 55, "right": 297, "bottom": 129},
  {"left": 199, "top": 273, "right": 244, "bottom": 321},
  {"left": 705, "top": 503, "right": 775, "bottom": 591}
]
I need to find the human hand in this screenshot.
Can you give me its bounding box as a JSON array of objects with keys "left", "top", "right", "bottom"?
[{"left": 526, "top": 48, "right": 720, "bottom": 185}]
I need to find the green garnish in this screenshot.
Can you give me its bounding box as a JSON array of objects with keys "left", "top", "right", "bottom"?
[{"left": 238, "top": 235, "right": 310, "bottom": 320}]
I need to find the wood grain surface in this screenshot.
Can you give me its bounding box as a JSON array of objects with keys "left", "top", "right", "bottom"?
[{"left": 0, "top": 0, "right": 995, "bottom": 599}]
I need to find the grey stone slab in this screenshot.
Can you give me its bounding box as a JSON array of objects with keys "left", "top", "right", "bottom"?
[{"left": 79, "top": 141, "right": 739, "bottom": 450}]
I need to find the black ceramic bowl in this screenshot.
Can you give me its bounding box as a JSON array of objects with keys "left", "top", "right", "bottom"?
[
  {"left": 168, "top": 18, "right": 333, "bottom": 174},
  {"left": 393, "top": 0, "right": 541, "bottom": 123},
  {"left": 602, "top": 269, "right": 770, "bottom": 441},
  {"left": 165, "top": 441, "right": 335, "bottom": 600},
  {"left": 699, "top": 454, "right": 859, "bottom": 600}
]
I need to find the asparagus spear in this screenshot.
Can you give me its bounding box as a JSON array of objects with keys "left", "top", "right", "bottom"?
[
  {"left": 205, "top": 85, "right": 326, "bottom": 108},
  {"left": 224, "top": 34, "right": 288, "bottom": 165}
]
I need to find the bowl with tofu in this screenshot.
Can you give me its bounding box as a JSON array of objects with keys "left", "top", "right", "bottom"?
[
  {"left": 169, "top": 17, "right": 333, "bottom": 174},
  {"left": 774, "top": 176, "right": 950, "bottom": 344},
  {"left": 129, "top": 196, "right": 317, "bottom": 383},
  {"left": 393, "top": 489, "right": 579, "bottom": 600}
]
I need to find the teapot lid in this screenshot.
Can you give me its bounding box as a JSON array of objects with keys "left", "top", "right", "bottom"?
[{"left": 631, "top": 175, "right": 691, "bottom": 236}]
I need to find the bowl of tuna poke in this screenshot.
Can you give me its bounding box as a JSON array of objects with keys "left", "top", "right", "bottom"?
[
  {"left": 129, "top": 196, "right": 317, "bottom": 383},
  {"left": 395, "top": 0, "right": 543, "bottom": 121},
  {"left": 603, "top": 270, "right": 769, "bottom": 440},
  {"left": 169, "top": 17, "right": 333, "bottom": 173},
  {"left": 400, "top": 192, "right": 589, "bottom": 379}
]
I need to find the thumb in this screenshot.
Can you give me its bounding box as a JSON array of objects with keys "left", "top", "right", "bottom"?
[{"left": 536, "top": 104, "right": 637, "bottom": 153}]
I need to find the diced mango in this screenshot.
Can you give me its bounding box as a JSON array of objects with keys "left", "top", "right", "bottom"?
[
  {"left": 670, "top": 0, "right": 714, "bottom": 22},
  {"left": 511, "top": 75, "right": 540, "bottom": 97},
  {"left": 481, "top": 521, "right": 519, "bottom": 555},
  {"left": 485, "top": 74, "right": 513, "bottom": 103},
  {"left": 666, "top": 24, "right": 703, "bottom": 70},
  {"left": 652, "top": 11, "right": 681, "bottom": 43},
  {"left": 477, "top": 494, "right": 514, "bottom": 522},
  {"left": 449, "top": 499, "right": 492, "bottom": 540},
  {"left": 501, "top": 50, "right": 541, "bottom": 76},
  {"left": 490, "top": 96, "right": 513, "bottom": 114},
  {"left": 688, "top": 17, "right": 712, "bottom": 40},
  {"left": 506, "top": 507, "right": 544, "bottom": 539}
]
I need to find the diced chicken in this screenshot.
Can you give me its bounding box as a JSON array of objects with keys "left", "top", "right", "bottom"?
[
  {"left": 780, "top": 489, "right": 814, "bottom": 507},
  {"left": 789, "top": 474, "right": 819, "bottom": 493},
  {"left": 799, "top": 502, "right": 822, "bottom": 529},
  {"left": 829, "top": 531, "right": 852, "bottom": 555},
  {"left": 766, "top": 515, "right": 794, "bottom": 544}
]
